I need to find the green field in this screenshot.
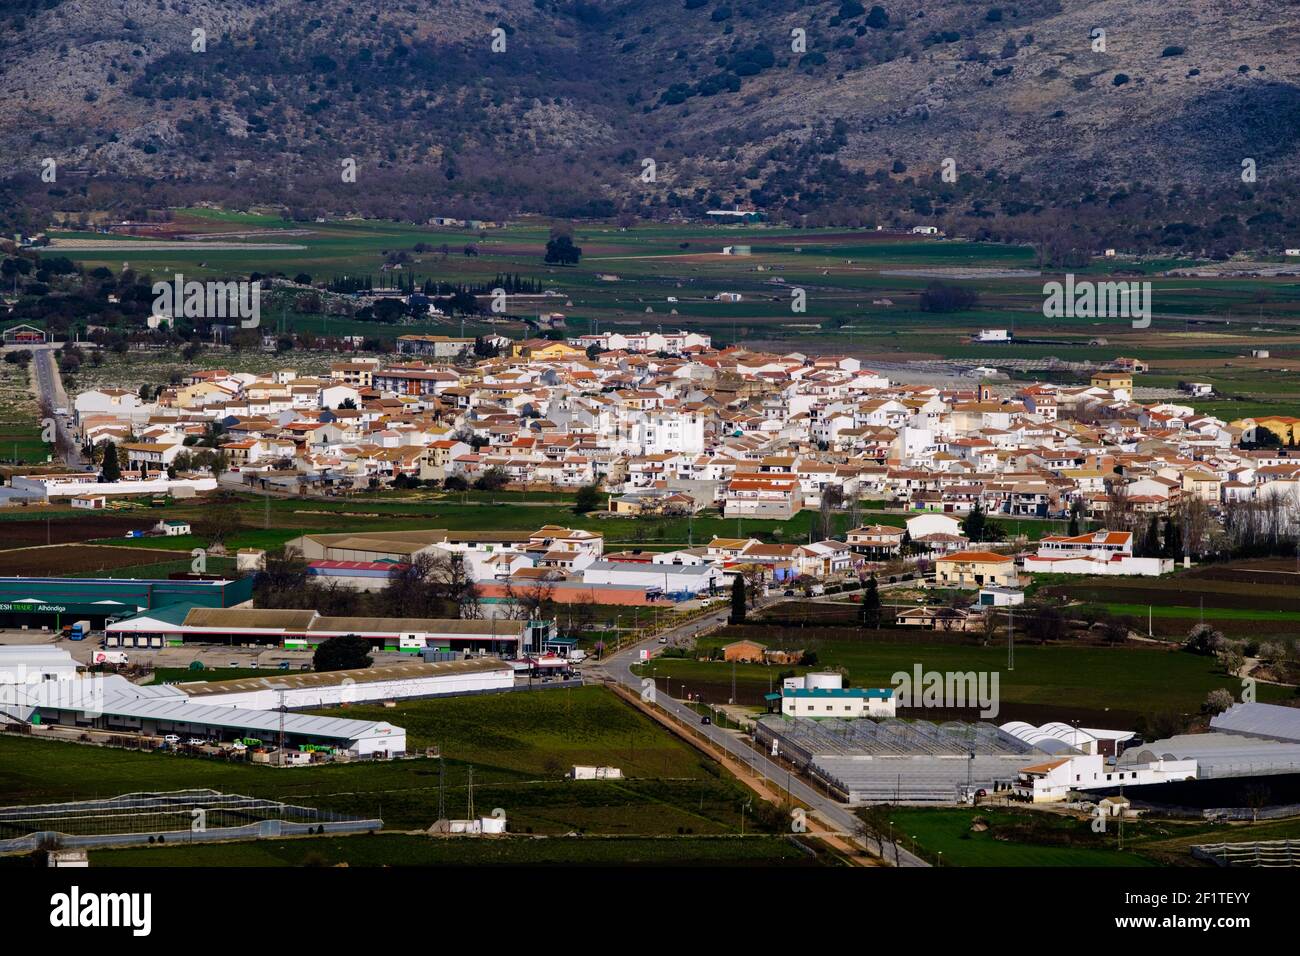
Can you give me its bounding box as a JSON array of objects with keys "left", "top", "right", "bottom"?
[
  {"left": 79, "top": 492, "right": 1072, "bottom": 557},
  {"left": 85, "top": 832, "right": 825, "bottom": 867},
  {"left": 42, "top": 211, "right": 1300, "bottom": 413},
  {"left": 885, "top": 806, "right": 1300, "bottom": 867},
  {"left": 0, "top": 687, "right": 776, "bottom": 837},
  {"left": 637, "top": 636, "right": 1284, "bottom": 721},
  {"left": 882, "top": 808, "right": 1157, "bottom": 867}
]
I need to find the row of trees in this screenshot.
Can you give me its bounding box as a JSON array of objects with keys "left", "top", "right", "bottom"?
[{"left": 254, "top": 548, "right": 568, "bottom": 624}]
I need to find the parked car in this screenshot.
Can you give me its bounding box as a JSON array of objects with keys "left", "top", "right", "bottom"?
[
  {"left": 184, "top": 738, "right": 206, "bottom": 747},
  {"left": 162, "top": 734, "right": 181, "bottom": 745}
]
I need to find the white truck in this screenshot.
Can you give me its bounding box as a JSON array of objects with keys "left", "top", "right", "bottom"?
[{"left": 92, "top": 650, "right": 128, "bottom": 666}]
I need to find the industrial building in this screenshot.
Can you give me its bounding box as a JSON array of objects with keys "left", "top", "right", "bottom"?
[
  {"left": 1118, "top": 733, "right": 1300, "bottom": 780},
  {"left": 3, "top": 674, "right": 406, "bottom": 756},
  {"left": 169, "top": 658, "right": 515, "bottom": 709},
  {"left": 106, "top": 604, "right": 553, "bottom": 655},
  {"left": 579, "top": 559, "right": 723, "bottom": 599},
  {"left": 0, "top": 576, "right": 253, "bottom": 634},
  {"left": 1209, "top": 701, "right": 1300, "bottom": 745},
  {"left": 999, "top": 720, "right": 1136, "bottom": 758},
  {"left": 775, "top": 672, "right": 896, "bottom": 718},
  {"left": 756, "top": 717, "right": 1052, "bottom": 803},
  {"left": 0, "top": 645, "right": 80, "bottom": 683}
]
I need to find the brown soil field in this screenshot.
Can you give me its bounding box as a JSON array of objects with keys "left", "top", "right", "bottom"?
[
  {"left": 0, "top": 515, "right": 153, "bottom": 549},
  {"left": 1185, "top": 558, "right": 1300, "bottom": 584},
  {"left": 0, "top": 544, "right": 189, "bottom": 575}
]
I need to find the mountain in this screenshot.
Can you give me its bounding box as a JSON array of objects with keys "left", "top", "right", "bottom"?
[{"left": 2, "top": 0, "right": 1298, "bottom": 251}]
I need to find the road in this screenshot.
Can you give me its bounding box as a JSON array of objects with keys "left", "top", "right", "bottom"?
[
  {"left": 29, "top": 345, "right": 82, "bottom": 468},
  {"left": 587, "top": 601, "right": 929, "bottom": 867}
]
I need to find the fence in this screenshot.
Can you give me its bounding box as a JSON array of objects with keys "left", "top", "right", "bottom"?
[
  {"left": 1191, "top": 840, "right": 1300, "bottom": 867},
  {"left": 0, "top": 789, "right": 380, "bottom": 854}
]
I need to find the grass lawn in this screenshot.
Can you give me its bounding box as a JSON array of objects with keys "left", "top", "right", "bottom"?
[{"left": 84, "top": 832, "right": 826, "bottom": 867}]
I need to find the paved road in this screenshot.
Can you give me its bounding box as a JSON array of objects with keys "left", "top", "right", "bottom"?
[
  {"left": 587, "top": 603, "right": 929, "bottom": 867},
  {"left": 30, "top": 345, "right": 82, "bottom": 468}
]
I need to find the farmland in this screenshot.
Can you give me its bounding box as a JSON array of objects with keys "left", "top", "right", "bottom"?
[
  {"left": 885, "top": 805, "right": 1300, "bottom": 868},
  {"left": 67, "top": 491, "right": 1074, "bottom": 560},
  {"left": 1041, "top": 559, "right": 1300, "bottom": 641},
  {"left": 0, "top": 361, "right": 49, "bottom": 466},
  {"left": 0, "top": 686, "right": 785, "bottom": 839},
  {"left": 0, "top": 514, "right": 152, "bottom": 549},
  {"left": 39, "top": 212, "right": 1300, "bottom": 428},
  {"left": 84, "top": 833, "right": 826, "bottom": 867},
  {"left": 879, "top": 807, "right": 1158, "bottom": 867},
  {"left": 635, "top": 622, "right": 1288, "bottom": 727},
  {"left": 0, "top": 544, "right": 225, "bottom": 577}
]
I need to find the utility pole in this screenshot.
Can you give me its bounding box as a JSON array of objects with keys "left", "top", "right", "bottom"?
[
  {"left": 1007, "top": 605, "right": 1014, "bottom": 671},
  {"left": 436, "top": 752, "right": 446, "bottom": 823}
]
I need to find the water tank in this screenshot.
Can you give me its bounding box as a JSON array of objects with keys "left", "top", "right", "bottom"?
[{"left": 805, "top": 672, "right": 843, "bottom": 691}]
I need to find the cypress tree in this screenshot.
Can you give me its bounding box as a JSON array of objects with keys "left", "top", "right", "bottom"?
[
  {"left": 860, "top": 575, "right": 881, "bottom": 628},
  {"left": 730, "top": 575, "right": 747, "bottom": 624}
]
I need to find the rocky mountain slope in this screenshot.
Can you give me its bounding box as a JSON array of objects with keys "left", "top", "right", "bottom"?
[{"left": 2, "top": 0, "right": 1297, "bottom": 241}]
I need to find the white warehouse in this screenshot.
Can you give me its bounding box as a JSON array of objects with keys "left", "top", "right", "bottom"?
[{"left": 172, "top": 658, "right": 514, "bottom": 710}]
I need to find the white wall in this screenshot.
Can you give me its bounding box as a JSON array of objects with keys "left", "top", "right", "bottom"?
[{"left": 1022, "top": 556, "right": 1172, "bottom": 577}]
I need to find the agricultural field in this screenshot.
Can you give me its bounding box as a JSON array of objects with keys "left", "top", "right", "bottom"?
[
  {"left": 637, "top": 624, "right": 1289, "bottom": 727},
  {"left": 0, "top": 544, "right": 227, "bottom": 577},
  {"left": 42, "top": 212, "right": 1300, "bottom": 426},
  {"left": 85, "top": 832, "right": 828, "bottom": 867},
  {"left": 1041, "top": 559, "right": 1300, "bottom": 641},
  {"left": 75, "top": 491, "right": 1073, "bottom": 560},
  {"left": 0, "top": 514, "right": 151, "bottom": 550},
  {"left": 885, "top": 805, "right": 1300, "bottom": 867},
  {"left": 62, "top": 347, "right": 336, "bottom": 404},
  {"left": 0, "top": 361, "right": 49, "bottom": 466},
  {"left": 0, "top": 686, "right": 783, "bottom": 839}
]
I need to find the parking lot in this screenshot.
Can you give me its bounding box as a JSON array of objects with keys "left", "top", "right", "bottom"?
[{"left": 0, "top": 628, "right": 316, "bottom": 672}]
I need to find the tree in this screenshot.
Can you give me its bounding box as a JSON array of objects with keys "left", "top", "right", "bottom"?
[
  {"left": 99, "top": 439, "right": 122, "bottom": 481},
  {"left": 574, "top": 483, "right": 602, "bottom": 514},
  {"left": 1185, "top": 623, "right": 1224, "bottom": 656},
  {"left": 1203, "top": 688, "right": 1234, "bottom": 715},
  {"left": 962, "top": 503, "right": 987, "bottom": 542},
  {"left": 312, "top": 634, "right": 372, "bottom": 672},
  {"left": 544, "top": 231, "right": 582, "bottom": 266},
  {"left": 473, "top": 467, "right": 509, "bottom": 492},
  {"left": 730, "top": 575, "right": 747, "bottom": 624},
  {"left": 1025, "top": 605, "right": 1065, "bottom": 644},
  {"left": 859, "top": 575, "right": 881, "bottom": 628},
  {"left": 204, "top": 496, "right": 243, "bottom": 546},
  {"left": 254, "top": 547, "right": 311, "bottom": 606},
  {"left": 918, "top": 281, "right": 978, "bottom": 312},
  {"left": 819, "top": 484, "right": 844, "bottom": 539}
]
